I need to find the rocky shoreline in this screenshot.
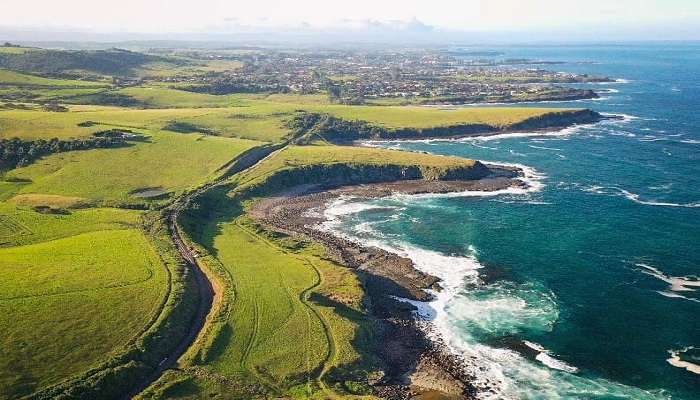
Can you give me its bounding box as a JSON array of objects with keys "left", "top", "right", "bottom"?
[
  {"left": 357, "top": 112, "right": 623, "bottom": 145},
  {"left": 249, "top": 166, "right": 525, "bottom": 399}
]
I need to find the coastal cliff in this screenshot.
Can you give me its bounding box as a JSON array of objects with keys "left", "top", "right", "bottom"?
[
  {"left": 234, "top": 160, "right": 494, "bottom": 200},
  {"left": 234, "top": 157, "right": 523, "bottom": 399},
  {"left": 289, "top": 109, "right": 605, "bottom": 143}
]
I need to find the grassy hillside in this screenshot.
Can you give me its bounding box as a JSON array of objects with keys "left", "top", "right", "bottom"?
[
  {"left": 0, "top": 202, "right": 140, "bottom": 247},
  {"left": 139, "top": 144, "right": 490, "bottom": 399},
  {"left": 0, "top": 48, "right": 176, "bottom": 77},
  {"left": 231, "top": 144, "right": 480, "bottom": 197},
  {"left": 0, "top": 206, "right": 167, "bottom": 398},
  {"left": 315, "top": 105, "right": 575, "bottom": 129},
  {"left": 6, "top": 131, "right": 260, "bottom": 202},
  {"left": 0, "top": 113, "right": 264, "bottom": 398},
  {"left": 0, "top": 69, "right": 109, "bottom": 88},
  {"left": 0, "top": 47, "right": 38, "bottom": 55},
  {"left": 0, "top": 106, "right": 293, "bottom": 142},
  {"left": 0, "top": 45, "right": 606, "bottom": 400},
  {"left": 139, "top": 180, "right": 379, "bottom": 399}
]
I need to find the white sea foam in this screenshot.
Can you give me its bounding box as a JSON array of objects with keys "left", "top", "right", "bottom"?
[
  {"left": 608, "top": 130, "right": 637, "bottom": 137},
  {"left": 398, "top": 161, "right": 545, "bottom": 201},
  {"left": 601, "top": 112, "right": 639, "bottom": 122},
  {"left": 582, "top": 186, "right": 700, "bottom": 208},
  {"left": 528, "top": 144, "right": 563, "bottom": 151},
  {"left": 321, "top": 191, "right": 669, "bottom": 400},
  {"left": 375, "top": 239, "right": 666, "bottom": 399},
  {"left": 471, "top": 142, "right": 499, "bottom": 150},
  {"left": 523, "top": 341, "right": 579, "bottom": 373},
  {"left": 667, "top": 347, "right": 700, "bottom": 375},
  {"left": 636, "top": 263, "right": 700, "bottom": 293},
  {"left": 657, "top": 291, "right": 700, "bottom": 304},
  {"left": 359, "top": 115, "right": 611, "bottom": 146},
  {"left": 582, "top": 185, "right": 607, "bottom": 194},
  {"left": 322, "top": 200, "right": 387, "bottom": 219},
  {"left": 620, "top": 189, "right": 700, "bottom": 208},
  {"left": 649, "top": 183, "right": 673, "bottom": 191}
]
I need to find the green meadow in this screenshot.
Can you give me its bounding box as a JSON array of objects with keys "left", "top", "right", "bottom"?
[
  {"left": 0, "top": 205, "right": 167, "bottom": 398},
  {"left": 0, "top": 69, "right": 109, "bottom": 88},
  {"left": 6, "top": 131, "right": 260, "bottom": 202},
  {"left": 140, "top": 180, "right": 379, "bottom": 399}
]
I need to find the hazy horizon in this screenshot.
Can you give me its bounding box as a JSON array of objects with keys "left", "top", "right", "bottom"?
[{"left": 1, "top": 0, "right": 699, "bottom": 44}]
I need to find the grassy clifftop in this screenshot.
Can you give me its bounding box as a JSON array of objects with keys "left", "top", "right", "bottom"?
[
  {"left": 317, "top": 105, "right": 580, "bottom": 129},
  {"left": 290, "top": 108, "right": 602, "bottom": 142},
  {"left": 230, "top": 145, "right": 488, "bottom": 199}
]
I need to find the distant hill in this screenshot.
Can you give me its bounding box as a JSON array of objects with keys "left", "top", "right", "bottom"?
[{"left": 0, "top": 48, "right": 177, "bottom": 77}]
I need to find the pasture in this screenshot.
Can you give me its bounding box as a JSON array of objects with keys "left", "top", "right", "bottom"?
[
  {"left": 0, "top": 44, "right": 593, "bottom": 399},
  {"left": 5, "top": 131, "right": 261, "bottom": 202},
  {"left": 0, "top": 105, "right": 294, "bottom": 142},
  {"left": 0, "top": 69, "right": 109, "bottom": 88},
  {"left": 230, "top": 144, "right": 479, "bottom": 195},
  {"left": 151, "top": 184, "right": 378, "bottom": 399},
  {"left": 0, "top": 208, "right": 168, "bottom": 399},
  {"left": 314, "top": 104, "right": 573, "bottom": 129}
]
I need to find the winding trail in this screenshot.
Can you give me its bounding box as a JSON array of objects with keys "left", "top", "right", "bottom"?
[{"left": 127, "top": 144, "right": 283, "bottom": 399}]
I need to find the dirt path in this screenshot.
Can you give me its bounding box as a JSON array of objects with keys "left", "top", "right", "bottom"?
[{"left": 127, "top": 144, "right": 283, "bottom": 399}]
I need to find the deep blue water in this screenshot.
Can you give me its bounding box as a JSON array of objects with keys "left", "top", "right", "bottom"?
[{"left": 327, "top": 43, "right": 700, "bottom": 399}]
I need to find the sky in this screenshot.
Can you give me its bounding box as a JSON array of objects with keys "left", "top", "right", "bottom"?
[{"left": 1, "top": 0, "right": 699, "bottom": 42}]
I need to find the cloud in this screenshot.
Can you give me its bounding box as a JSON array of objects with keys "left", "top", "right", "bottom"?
[{"left": 359, "top": 18, "right": 435, "bottom": 33}]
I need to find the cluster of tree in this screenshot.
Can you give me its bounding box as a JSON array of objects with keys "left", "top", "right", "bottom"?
[
  {"left": 0, "top": 102, "right": 32, "bottom": 110},
  {"left": 325, "top": 80, "right": 365, "bottom": 105},
  {"left": 72, "top": 92, "right": 147, "bottom": 107},
  {"left": 163, "top": 121, "right": 215, "bottom": 135},
  {"left": 41, "top": 103, "right": 69, "bottom": 112},
  {"left": 182, "top": 81, "right": 290, "bottom": 95},
  {"left": 2, "top": 42, "right": 21, "bottom": 48},
  {"left": 287, "top": 112, "right": 383, "bottom": 143},
  {"left": 0, "top": 135, "right": 129, "bottom": 170}
]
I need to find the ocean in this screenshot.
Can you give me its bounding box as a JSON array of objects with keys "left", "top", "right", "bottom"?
[{"left": 323, "top": 43, "right": 700, "bottom": 399}]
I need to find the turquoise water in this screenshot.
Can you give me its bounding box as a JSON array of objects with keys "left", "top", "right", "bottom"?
[{"left": 325, "top": 43, "right": 700, "bottom": 399}]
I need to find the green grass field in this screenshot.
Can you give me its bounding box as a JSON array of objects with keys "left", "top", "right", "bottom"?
[
  {"left": 6, "top": 131, "right": 260, "bottom": 202},
  {"left": 230, "top": 144, "right": 479, "bottom": 195},
  {"left": 0, "top": 69, "right": 108, "bottom": 88},
  {"left": 0, "top": 207, "right": 168, "bottom": 398},
  {"left": 0, "top": 47, "right": 39, "bottom": 55},
  {"left": 0, "top": 105, "right": 294, "bottom": 142},
  {"left": 147, "top": 181, "right": 379, "bottom": 399},
  {"left": 139, "top": 143, "right": 489, "bottom": 398},
  {"left": 313, "top": 104, "right": 573, "bottom": 129},
  {"left": 0, "top": 202, "right": 140, "bottom": 246},
  {"left": 206, "top": 220, "right": 330, "bottom": 384}
]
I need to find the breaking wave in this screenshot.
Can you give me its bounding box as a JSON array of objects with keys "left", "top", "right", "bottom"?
[
  {"left": 320, "top": 182, "right": 668, "bottom": 399},
  {"left": 581, "top": 186, "right": 700, "bottom": 208}
]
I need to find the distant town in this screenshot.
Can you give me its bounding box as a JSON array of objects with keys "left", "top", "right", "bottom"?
[{"left": 154, "top": 48, "right": 613, "bottom": 105}]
